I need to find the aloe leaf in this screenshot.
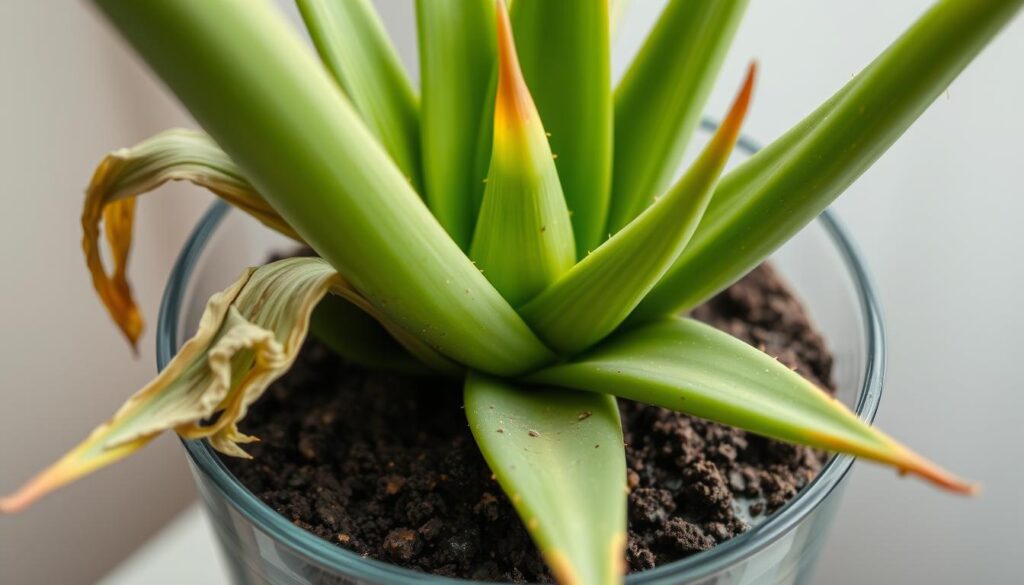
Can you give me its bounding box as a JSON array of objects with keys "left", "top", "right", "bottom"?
[
  {"left": 470, "top": 67, "right": 498, "bottom": 216},
  {"left": 635, "top": 0, "right": 1023, "bottom": 319},
  {"left": 519, "top": 66, "right": 754, "bottom": 355},
  {"left": 93, "top": 0, "right": 554, "bottom": 376},
  {"left": 606, "top": 0, "right": 748, "bottom": 233},
  {"left": 417, "top": 0, "right": 497, "bottom": 247},
  {"left": 510, "top": 0, "right": 612, "bottom": 256},
  {"left": 465, "top": 373, "right": 626, "bottom": 585},
  {"left": 469, "top": 3, "right": 576, "bottom": 306},
  {"left": 81, "top": 128, "right": 300, "bottom": 349},
  {"left": 309, "top": 296, "right": 434, "bottom": 377},
  {"left": 529, "top": 318, "right": 975, "bottom": 494},
  {"left": 296, "top": 0, "right": 422, "bottom": 193},
  {"left": 326, "top": 275, "right": 463, "bottom": 377},
  {"left": 0, "top": 258, "right": 344, "bottom": 513}
]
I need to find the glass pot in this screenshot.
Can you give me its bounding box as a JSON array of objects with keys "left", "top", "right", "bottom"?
[{"left": 157, "top": 130, "right": 885, "bottom": 585}]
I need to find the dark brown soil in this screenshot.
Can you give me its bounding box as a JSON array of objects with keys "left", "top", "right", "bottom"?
[{"left": 224, "top": 263, "right": 835, "bottom": 582}]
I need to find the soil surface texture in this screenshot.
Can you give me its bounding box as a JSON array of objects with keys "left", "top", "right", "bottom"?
[{"left": 225, "top": 263, "right": 836, "bottom": 582}]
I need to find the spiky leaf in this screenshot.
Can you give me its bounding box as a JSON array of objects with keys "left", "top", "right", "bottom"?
[
  {"left": 417, "top": 0, "right": 497, "bottom": 247},
  {"left": 529, "top": 318, "right": 975, "bottom": 494},
  {"left": 635, "top": 0, "right": 1024, "bottom": 319},
  {"left": 465, "top": 373, "right": 626, "bottom": 585},
  {"left": 519, "top": 66, "right": 754, "bottom": 355},
  {"left": 309, "top": 296, "right": 434, "bottom": 377},
  {"left": 510, "top": 0, "right": 612, "bottom": 255},
  {"left": 93, "top": 0, "right": 554, "bottom": 375},
  {"left": 296, "top": 0, "right": 422, "bottom": 192},
  {"left": 606, "top": 0, "right": 748, "bottom": 233},
  {"left": 470, "top": 2, "right": 575, "bottom": 305}
]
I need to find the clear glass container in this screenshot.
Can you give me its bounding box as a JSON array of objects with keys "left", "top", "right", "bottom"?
[{"left": 157, "top": 130, "right": 885, "bottom": 585}]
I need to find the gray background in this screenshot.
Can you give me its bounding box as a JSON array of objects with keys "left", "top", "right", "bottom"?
[{"left": 1, "top": 1, "right": 1021, "bottom": 584}]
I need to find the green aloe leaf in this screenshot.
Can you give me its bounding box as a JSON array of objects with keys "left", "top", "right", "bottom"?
[
  {"left": 606, "top": 0, "right": 748, "bottom": 233},
  {"left": 470, "top": 3, "right": 575, "bottom": 306},
  {"left": 470, "top": 66, "right": 498, "bottom": 216},
  {"left": 417, "top": 0, "right": 497, "bottom": 247},
  {"left": 510, "top": 0, "right": 612, "bottom": 256},
  {"left": 529, "top": 317, "right": 975, "bottom": 494},
  {"left": 309, "top": 296, "right": 438, "bottom": 377},
  {"left": 519, "top": 66, "right": 754, "bottom": 355},
  {"left": 296, "top": 0, "right": 422, "bottom": 193},
  {"left": 465, "top": 373, "right": 626, "bottom": 585},
  {"left": 635, "top": 0, "right": 1023, "bottom": 319},
  {"left": 93, "top": 0, "right": 554, "bottom": 376},
  {"left": 81, "top": 128, "right": 300, "bottom": 349}
]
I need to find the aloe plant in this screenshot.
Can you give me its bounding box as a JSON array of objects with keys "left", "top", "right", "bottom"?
[{"left": 3, "top": 0, "right": 1019, "bottom": 583}]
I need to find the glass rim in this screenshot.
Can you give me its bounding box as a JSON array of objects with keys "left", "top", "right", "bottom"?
[{"left": 158, "top": 126, "right": 886, "bottom": 584}]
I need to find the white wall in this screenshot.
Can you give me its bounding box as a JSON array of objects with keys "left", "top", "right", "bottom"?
[
  {"left": 0, "top": 3, "right": 204, "bottom": 584},
  {"left": 1, "top": 1, "right": 1021, "bottom": 584}
]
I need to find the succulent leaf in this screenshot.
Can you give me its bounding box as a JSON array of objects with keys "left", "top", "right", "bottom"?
[
  {"left": 93, "top": 0, "right": 554, "bottom": 376},
  {"left": 635, "top": 0, "right": 1024, "bottom": 319},
  {"left": 469, "top": 2, "right": 576, "bottom": 306},
  {"left": 297, "top": 0, "right": 422, "bottom": 192},
  {"left": 309, "top": 296, "right": 435, "bottom": 377},
  {"left": 606, "top": 0, "right": 748, "bottom": 233},
  {"left": 510, "top": 0, "right": 613, "bottom": 256},
  {"left": 417, "top": 0, "right": 497, "bottom": 247},
  {"left": 519, "top": 65, "right": 755, "bottom": 355},
  {"left": 81, "top": 129, "right": 300, "bottom": 349},
  {"left": 529, "top": 317, "right": 976, "bottom": 494},
  {"left": 465, "top": 373, "right": 627, "bottom": 585},
  {"left": 470, "top": 66, "right": 499, "bottom": 216},
  {"left": 1, "top": 258, "right": 341, "bottom": 513}
]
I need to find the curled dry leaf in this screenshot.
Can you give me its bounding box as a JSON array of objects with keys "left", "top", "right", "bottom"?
[
  {"left": 81, "top": 129, "right": 300, "bottom": 349},
  {"left": 5, "top": 258, "right": 356, "bottom": 513}
]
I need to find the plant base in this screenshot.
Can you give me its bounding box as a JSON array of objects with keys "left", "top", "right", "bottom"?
[{"left": 222, "top": 263, "right": 835, "bottom": 582}]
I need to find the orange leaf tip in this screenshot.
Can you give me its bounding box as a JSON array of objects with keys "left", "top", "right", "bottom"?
[
  {"left": 493, "top": 0, "right": 541, "bottom": 143},
  {"left": 714, "top": 61, "right": 757, "bottom": 152}
]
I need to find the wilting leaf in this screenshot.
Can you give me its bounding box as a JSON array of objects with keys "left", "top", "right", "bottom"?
[
  {"left": 94, "top": 0, "right": 555, "bottom": 375},
  {"left": 634, "top": 0, "right": 1024, "bottom": 319},
  {"left": 82, "top": 129, "right": 299, "bottom": 349},
  {"left": 297, "top": 0, "right": 422, "bottom": 192},
  {"left": 416, "top": 0, "right": 497, "bottom": 247},
  {"left": 519, "top": 66, "right": 755, "bottom": 355},
  {"left": 606, "top": 0, "right": 748, "bottom": 233},
  {"left": 470, "top": 2, "right": 575, "bottom": 306},
  {"left": 465, "top": 373, "right": 626, "bottom": 585},
  {"left": 529, "top": 318, "right": 975, "bottom": 494},
  {"left": 1, "top": 258, "right": 338, "bottom": 513},
  {"left": 510, "top": 0, "right": 612, "bottom": 256}
]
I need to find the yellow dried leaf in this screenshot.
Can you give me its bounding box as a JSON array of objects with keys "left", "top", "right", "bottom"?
[
  {"left": 2, "top": 258, "right": 336, "bottom": 512},
  {"left": 81, "top": 129, "right": 301, "bottom": 349}
]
